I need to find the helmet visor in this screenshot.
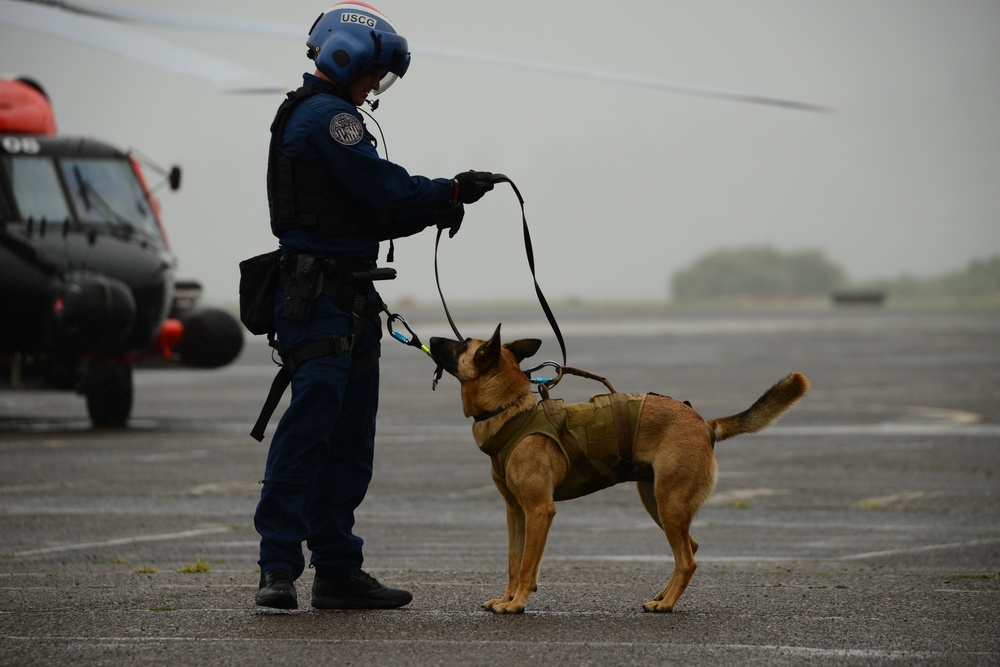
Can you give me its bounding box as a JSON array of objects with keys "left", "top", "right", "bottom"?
[
  {"left": 373, "top": 36, "right": 409, "bottom": 95},
  {"left": 375, "top": 71, "right": 399, "bottom": 95}
]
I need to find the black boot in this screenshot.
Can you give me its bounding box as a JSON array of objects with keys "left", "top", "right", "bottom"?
[
  {"left": 255, "top": 569, "right": 297, "bottom": 609},
  {"left": 312, "top": 569, "right": 412, "bottom": 610}
]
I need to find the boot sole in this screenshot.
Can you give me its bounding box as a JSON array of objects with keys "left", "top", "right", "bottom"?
[
  {"left": 311, "top": 592, "right": 412, "bottom": 610},
  {"left": 255, "top": 592, "right": 298, "bottom": 610}
]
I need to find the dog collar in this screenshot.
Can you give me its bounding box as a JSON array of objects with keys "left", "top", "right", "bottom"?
[{"left": 472, "top": 392, "right": 531, "bottom": 422}]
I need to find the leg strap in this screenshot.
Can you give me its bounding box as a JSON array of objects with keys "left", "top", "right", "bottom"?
[{"left": 250, "top": 334, "right": 352, "bottom": 442}]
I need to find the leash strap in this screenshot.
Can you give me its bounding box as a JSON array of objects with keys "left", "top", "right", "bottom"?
[
  {"left": 434, "top": 226, "right": 464, "bottom": 341},
  {"left": 434, "top": 174, "right": 567, "bottom": 366}
]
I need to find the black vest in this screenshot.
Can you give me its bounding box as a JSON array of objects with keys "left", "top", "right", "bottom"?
[{"left": 266, "top": 85, "right": 391, "bottom": 240}]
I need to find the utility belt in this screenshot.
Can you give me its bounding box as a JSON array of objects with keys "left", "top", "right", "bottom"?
[
  {"left": 245, "top": 251, "right": 396, "bottom": 442},
  {"left": 278, "top": 252, "right": 380, "bottom": 278},
  {"left": 278, "top": 252, "right": 396, "bottom": 324}
]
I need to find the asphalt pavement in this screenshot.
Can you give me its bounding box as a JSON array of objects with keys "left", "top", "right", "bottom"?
[{"left": 1, "top": 304, "right": 998, "bottom": 666}]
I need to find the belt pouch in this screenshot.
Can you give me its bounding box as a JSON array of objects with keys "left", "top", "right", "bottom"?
[{"left": 238, "top": 250, "right": 280, "bottom": 335}]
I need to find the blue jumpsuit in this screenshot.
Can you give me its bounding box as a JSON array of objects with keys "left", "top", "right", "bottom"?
[{"left": 254, "top": 73, "right": 454, "bottom": 579}]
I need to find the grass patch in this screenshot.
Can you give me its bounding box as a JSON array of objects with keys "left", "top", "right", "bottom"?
[
  {"left": 858, "top": 500, "right": 883, "bottom": 510},
  {"left": 950, "top": 573, "right": 999, "bottom": 580},
  {"left": 178, "top": 559, "right": 211, "bottom": 574},
  {"left": 134, "top": 566, "right": 158, "bottom": 574}
]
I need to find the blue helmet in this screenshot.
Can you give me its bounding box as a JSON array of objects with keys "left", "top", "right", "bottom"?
[{"left": 307, "top": 2, "right": 411, "bottom": 94}]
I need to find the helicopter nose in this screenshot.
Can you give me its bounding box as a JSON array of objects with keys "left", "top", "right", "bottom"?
[{"left": 53, "top": 273, "right": 136, "bottom": 349}]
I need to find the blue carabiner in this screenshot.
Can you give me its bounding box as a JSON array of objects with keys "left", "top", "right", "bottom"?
[
  {"left": 387, "top": 313, "right": 432, "bottom": 357},
  {"left": 525, "top": 360, "right": 562, "bottom": 387}
]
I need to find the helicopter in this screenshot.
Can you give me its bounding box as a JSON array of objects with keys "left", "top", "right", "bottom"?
[{"left": 0, "top": 76, "right": 244, "bottom": 427}]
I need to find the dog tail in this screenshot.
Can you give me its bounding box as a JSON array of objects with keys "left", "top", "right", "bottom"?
[{"left": 708, "top": 372, "right": 810, "bottom": 443}]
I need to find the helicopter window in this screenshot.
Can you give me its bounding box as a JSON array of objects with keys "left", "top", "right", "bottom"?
[
  {"left": 59, "top": 157, "right": 157, "bottom": 235},
  {"left": 2, "top": 155, "right": 72, "bottom": 222}
]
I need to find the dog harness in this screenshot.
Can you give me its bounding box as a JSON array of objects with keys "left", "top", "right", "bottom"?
[{"left": 479, "top": 392, "right": 654, "bottom": 501}]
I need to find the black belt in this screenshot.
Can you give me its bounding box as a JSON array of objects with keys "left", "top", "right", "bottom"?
[
  {"left": 277, "top": 273, "right": 377, "bottom": 314},
  {"left": 279, "top": 253, "right": 377, "bottom": 277}
]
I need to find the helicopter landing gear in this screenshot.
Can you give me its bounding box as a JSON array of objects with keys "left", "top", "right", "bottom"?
[{"left": 80, "top": 360, "right": 133, "bottom": 428}]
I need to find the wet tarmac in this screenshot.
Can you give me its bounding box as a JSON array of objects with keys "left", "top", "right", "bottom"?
[{"left": 1, "top": 305, "right": 998, "bottom": 665}]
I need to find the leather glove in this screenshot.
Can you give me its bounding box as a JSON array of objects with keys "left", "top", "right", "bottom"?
[
  {"left": 434, "top": 203, "right": 466, "bottom": 238},
  {"left": 451, "top": 170, "right": 495, "bottom": 204}
]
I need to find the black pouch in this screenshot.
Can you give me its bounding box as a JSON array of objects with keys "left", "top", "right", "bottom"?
[{"left": 238, "top": 250, "right": 280, "bottom": 335}]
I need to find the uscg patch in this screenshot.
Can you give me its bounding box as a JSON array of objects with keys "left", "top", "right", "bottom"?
[{"left": 330, "top": 113, "right": 364, "bottom": 146}]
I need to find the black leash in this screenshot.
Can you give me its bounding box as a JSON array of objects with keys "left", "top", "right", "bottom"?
[
  {"left": 434, "top": 226, "right": 464, "bottom": 342},
  {"left": 433, "top": 174, "right": 567, "bottom": 366}
]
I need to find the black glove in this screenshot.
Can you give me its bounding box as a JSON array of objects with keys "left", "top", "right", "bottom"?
[
  {"left": 434, "top": 203, "right": 465, "bottom": 238},
  {"left": 451, "top": 170, "right": 495, "bottom": 204}
]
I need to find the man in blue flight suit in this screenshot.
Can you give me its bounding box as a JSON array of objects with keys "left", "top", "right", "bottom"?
[{"left": 254, "top": 2, "right": 495, "bottom": 610}]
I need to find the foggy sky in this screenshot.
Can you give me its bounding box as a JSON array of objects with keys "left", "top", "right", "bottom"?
[{"left": 2, "top": 0, "right": 999, "bottom": 307}]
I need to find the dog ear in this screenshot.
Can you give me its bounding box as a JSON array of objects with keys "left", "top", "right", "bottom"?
[
  {"left": 475, "top": 324, "right": 503, "bottom": 371},
  {"left": 505, "top": 339, "right": 542, "bottom": 363}
]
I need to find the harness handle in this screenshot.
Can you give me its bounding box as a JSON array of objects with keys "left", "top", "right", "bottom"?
[
  {"left": 526, "top": 362, "right": 617, "bottom": 400},
  {"left": 434, "top": 174, "right": 568, "bottom": 366}
]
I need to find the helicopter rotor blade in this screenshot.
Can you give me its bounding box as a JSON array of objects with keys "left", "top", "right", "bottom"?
[
  {"left": 13, "top": 0, "right": 303, "bottom": 39},
  {"left": 410, "top": 43, "right": 832, "bottom": 113},
  {"left": 0, "top": 0, "right": 284, "bottom": 93},
  {"left": 5, "top": 0, "right": 831, "bottom": 111}
]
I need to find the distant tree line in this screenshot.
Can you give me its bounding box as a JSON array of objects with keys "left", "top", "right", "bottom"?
[
  {"left": 671, "top": 248, "right": 1000, "bottom": 302},
  {"left": 859, "top": 255, "right": 1000, "bottom": 298},
  {"left": 671, "top": 246, "right": 845, "bottom": 301}
]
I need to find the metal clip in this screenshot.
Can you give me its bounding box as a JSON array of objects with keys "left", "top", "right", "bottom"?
[{"left": 386, "top": 313, "right": 431, "bottom": 357}]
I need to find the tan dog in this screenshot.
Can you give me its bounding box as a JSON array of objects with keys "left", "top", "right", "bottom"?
[{"left": 429, "top": 325, "right": 809, "bottom": 614}]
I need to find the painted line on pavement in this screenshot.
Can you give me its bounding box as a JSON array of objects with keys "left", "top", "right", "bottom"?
[{"left": 11, "top": 526, "right": 233, "bottom": 558}]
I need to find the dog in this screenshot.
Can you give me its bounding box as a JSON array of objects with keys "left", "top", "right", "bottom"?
[{"left": 429, "top": 324, "right": 809, "bottom": 614}]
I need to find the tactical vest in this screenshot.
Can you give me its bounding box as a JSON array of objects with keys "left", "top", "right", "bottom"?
[
  {"left": 267, "top": 85, "right": 392, "bottom": 240},
  {"left": 480, "top": 393, "right": 654, "bottom": 501}
]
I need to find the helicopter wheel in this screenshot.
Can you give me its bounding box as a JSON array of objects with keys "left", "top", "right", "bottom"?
[{"left": 82, "top": 361, "right": 133, "bottom": 428}]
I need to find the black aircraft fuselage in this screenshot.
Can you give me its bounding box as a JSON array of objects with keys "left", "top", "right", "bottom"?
[
  {"left": 1, "top": 131, "right": 243, "bottom": 427},
  {"left": 1, "top": 134, "right": 175, "bottom": 357}
]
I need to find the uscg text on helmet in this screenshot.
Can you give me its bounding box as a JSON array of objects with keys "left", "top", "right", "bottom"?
[{"left": 341, "top": 13, "right": 377, "bottom": 28}]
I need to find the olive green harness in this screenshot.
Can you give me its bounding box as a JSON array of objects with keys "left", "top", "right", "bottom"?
[{"left": 479, "top": 392, "right": 654, "bottom": 501}]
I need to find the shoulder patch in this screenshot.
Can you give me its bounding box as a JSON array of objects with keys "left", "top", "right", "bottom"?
[{"left": 329, "top": 112, "right": 364, "bottom": 146}]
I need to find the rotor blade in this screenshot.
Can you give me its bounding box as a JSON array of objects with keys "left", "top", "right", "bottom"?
[
  {"left": 7, "top": 0, "right": 831, "bottom": 112},
  {"left": 0, "top": 0, "right": 284, "bottom": 93},
  {"left": 411, "top": 43, "right": 833, "bottom": 113},
  {"left": 15, "top": 0, "right": 302, "bottom": 40}
]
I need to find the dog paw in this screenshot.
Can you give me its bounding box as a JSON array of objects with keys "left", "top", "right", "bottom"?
[
  {"left": 491, "top": 602, "right": 525, "bottom": 615},
  {"left": 483, "top": 598, "right": 510, "bottom": 611},
  {"left": 643, "top": 600, "right": 675, "bottom": 613}
]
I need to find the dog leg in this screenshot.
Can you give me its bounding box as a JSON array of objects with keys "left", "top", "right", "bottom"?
[
  {"left": 644, "top": 495, "right": 697, "bottom": 613},
  {"left": 484, "top": 487, "right": 525, "bottom": 611},
  {"left": 490, "top": 499, "right": 555, "bottom": 614}
]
